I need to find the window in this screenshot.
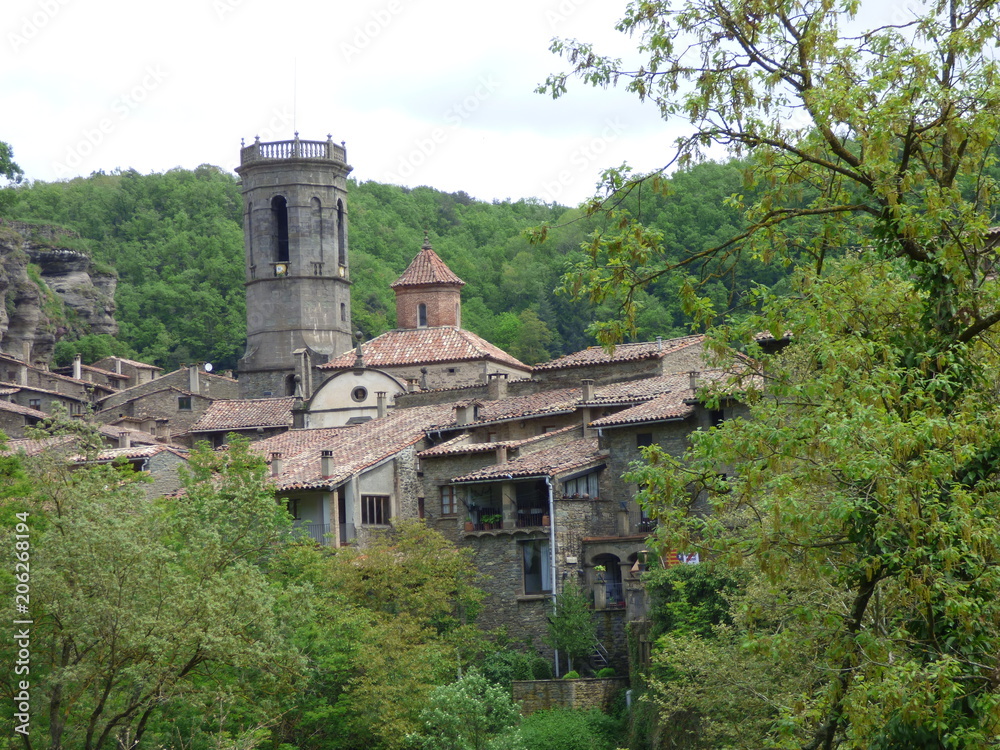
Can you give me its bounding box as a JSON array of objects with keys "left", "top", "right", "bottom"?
[
  {"left": 522, "top": 540, "right": 551, "bottom": 595},
  {"left": 286, "top": 498, "right": 302, "bottom": 520},
  {"left": 563, "top": 471, "right": 599, "bottom": 498},
  {"left": 710, "top": 409, "right": 725, "bottom": 427},
  {"left": 417, "top": 303, "right": 428, "bottom": 327},
  {"left": 440, "top": 486, "right": 457, "bottom": 515},
  {"left": 271, "top": 195, "right": 289, "bottom": 262},
  {"left": 341, "top": 302, "right": 347, "bottom": 322},
  {"left": 360, "top": 494, "right": 390, "bottom": 525},
  {"left": 636, "top": 433, "right": 653, "bottom": 447},
  {"left": 351, "top": 386, "right": 368, "bottom": 402},
  {"left": 418, "top": 496, "right": 425, "bottom": 520},
  {"left": 28, "top": 398, "right": 40, "bottom": 410},
  {"left": 178, "top": 396, "right": 192, "bottom": 411}
]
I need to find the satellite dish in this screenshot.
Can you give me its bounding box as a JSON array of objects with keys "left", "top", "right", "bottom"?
[{"left": 204, "top": 362, "right": 213, "bottom": 372}]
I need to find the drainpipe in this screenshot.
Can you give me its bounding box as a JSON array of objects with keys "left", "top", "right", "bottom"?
[{"left": 545, "top": 474, "right": 559, "bottom": 677}]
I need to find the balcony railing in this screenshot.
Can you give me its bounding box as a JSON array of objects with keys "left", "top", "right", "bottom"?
[
  {"left": 626, "top": 510, "right": 657, "bottom": 536},
  {"left": 593, "top": 581, "right": 626, "bottom": 610},
  {"left": 516, "top": 509, "right": 548, "bottom": 528},
  {"left": 240, "top": 137, "right": 347, "bottom": 165},
  {"left": 290, "top": 522, "right": 331, "bottom": 544}
]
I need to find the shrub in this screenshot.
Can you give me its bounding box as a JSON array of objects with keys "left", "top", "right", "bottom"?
[
  {"left": 596, "top": 667, "right": 616, "bottom": 678},
  {"left": 518, "top": 708, "right": 622, "bottom": 750},
  {"left": 562, "top": 670, "right": 580, "bottom": 679}
]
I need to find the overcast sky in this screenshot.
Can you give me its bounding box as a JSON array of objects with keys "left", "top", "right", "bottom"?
[{"left": 2, "top": 0, "right": 680, "bottom": 206}]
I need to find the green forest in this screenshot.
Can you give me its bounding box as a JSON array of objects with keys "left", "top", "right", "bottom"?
[{"left": 0, "top": 157, "right": 783, "bottom": 370}]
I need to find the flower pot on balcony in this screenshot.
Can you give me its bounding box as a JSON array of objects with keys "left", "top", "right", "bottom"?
[
  {"left": 542, "top": 515, "right": 550, "bottom": 527},
  {"left": 464, "top": 521, "right": 475, "bottom": 532}
]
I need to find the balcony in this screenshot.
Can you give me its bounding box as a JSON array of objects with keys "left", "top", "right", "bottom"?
[
  {"left": 593, "top": 581, "right": 626, "bottom": 610},
  {"left": 290, "top": 521, "right": 332, "bottom": 544}
]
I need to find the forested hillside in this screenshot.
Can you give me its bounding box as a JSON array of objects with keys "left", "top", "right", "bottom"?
[{"left": 0, "top": 158, "right": 784, "bottom": 369}]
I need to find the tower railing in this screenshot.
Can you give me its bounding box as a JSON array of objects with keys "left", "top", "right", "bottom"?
[{"left": 240, "top": 136, "right": 347, "bottom": 165}]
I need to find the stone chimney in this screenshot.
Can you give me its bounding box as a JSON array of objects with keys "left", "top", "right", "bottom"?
[
  {"left": 495, "top": 444, "right": 508, "bottom": 464},
  {"left": 487, "top": 372, "right": 508, "bottom": 400},
  {"left": 321, "top": 449, "right": 334, "bottom": 478},
  {"left": 270, "top": 452, "right": 283, "bottom": 477},
  {"left": 581, "top": 379, "right": 595, "bottom": 402},
  {"left": 18, "top": 363, "right": 27, "bottom": 386},
  {"left": 456, "top": 403, "right": 473, "bottom": 426},
  {"left": 420, "top": 367, "right": 429, "bottom": 390},
  {"left": 73, "top": 353, "right": 82, "bottom": 381},
  {"left": 113, "top": 357, "right": 122, "bottom": 375},
  {"left": 689, "top": 371, "right": 698, "bottom": 391},
  {"left": 189, "top": 364, "right": 201, "bottom": 395},
  {"left": 376, "top": 392, "right": 387, "bottom": 419},
  {"left": 118, "top": 431, "right": 131, "bottom": 449}
]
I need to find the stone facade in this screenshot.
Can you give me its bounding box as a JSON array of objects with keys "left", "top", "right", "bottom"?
[
  {"left": 512, "top": 677, "right": 629, "bottom": 715},
  {"left": 236, "top": 137, "right": 355, "bottom": 398}
]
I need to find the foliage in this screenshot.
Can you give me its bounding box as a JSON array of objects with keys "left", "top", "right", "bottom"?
[
  {"left": 562, "top": 670, "right": 580, "bottom": 679},
  {"left": 406, "top": 668, "right": 525, "bottom": 750},
  {"left": 544, "top": 581, "right": 596, "bottom": 675},
  {"left": 52, "top": 332, "right": 136, "bottom": 367},
  {"left": 272, "top": 520, "right": 487, "bottom": 750},
  {"left": 596, "top": 667, "right": 616, "bottom": 678},
  {"left": 545, "top": 0, "right": 1000, "bottom": 746},
  {"left": 644, "top": 561, "right": 745, "bottom": 639},
  {"left": 0, "top": 141, "right": 21, "bottom": 183},
  {"left": 0, "top": 432, "right": 297, "bottom": 749},
  {"left": 480, "top": 644, "right": 551, "bottom": 685},
  {"left": 517, "top": 708, "right": 622, "bottom": 750}
]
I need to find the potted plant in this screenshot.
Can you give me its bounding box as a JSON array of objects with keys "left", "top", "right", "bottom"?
[
  {"left": 482, "top": 514, "right": 503, "bottom": 530},
  {"left": 464, "top": 519, "right": 475, "bottom": 532},
  {"left": 593, "top": 564, "right": 606, "bottom": 582}
]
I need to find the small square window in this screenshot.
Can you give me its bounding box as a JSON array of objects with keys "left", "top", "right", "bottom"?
[
  {"left": 178, "top": 396, "right": 192, "bottom": 411},
  {"left": 636, "top": 433, "right": 653, "bottom": 448},
  {"left": 28, "top": 398, "right": 41, "bottom": 410}
]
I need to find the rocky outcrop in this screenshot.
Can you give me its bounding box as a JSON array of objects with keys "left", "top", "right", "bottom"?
[{"left": 0, "top": 220, "right": 117, "bottom": 366}]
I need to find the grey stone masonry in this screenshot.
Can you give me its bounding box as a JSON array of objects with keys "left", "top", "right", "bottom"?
[{"left": 237, "top": 135, "right": 355, "bottom": 398}]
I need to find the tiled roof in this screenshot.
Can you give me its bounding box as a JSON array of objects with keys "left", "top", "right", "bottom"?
[
  {"left": 0, "top": 400, "right": 47, "bottom": 418},
  {"left": 0, "top": 387, "right": 19, "bottom": 396},
  {"left": 418, "top": 424, "right": 579, "bottom": 458},
  {"left": 532, "top": 335, "right": 705, "bottom": 371},
  {"left": 0, "top": 381, "right": 88, "bottom": 401},
  {"left": 589, "top": 392, "right": 696, "bottom": 427},
  {"left": 451, "top": 437, "right": 606, "bottom": 482},
  {"left": 189, "top": 397, "right": 295, "bottom": 432},
  {"left": 318, "top": 327, "right": 529, "bottom": 371},
  {"left": 96, "top": 356, "right": 162, "bottom": 370},
  {"left": 250, "top": 403, "right": 453, "bottom": 491},
  {"left": 80, "top": 444, "right": 188, "bottom": 463},
  {"left": 429, "top": 387, "right": 581, "bottom": 430},
  {"left": 2, "top": 435, "right": 76, "bottom": 456},
  {"left": 95, "top": 423, "right": 164, "bottom": 446},
  {"left": 390, "top": 243, "right": 465, "bottom": 288}
]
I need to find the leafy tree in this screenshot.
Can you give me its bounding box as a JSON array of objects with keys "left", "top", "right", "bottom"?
[
  {"left": 0, "top": 141, "right": 22, "bottom": 184},
  {"left": 406, "top": 669, "right": 525, "bottom": 750},
  {"left": 0, "top": 433, "right": 296, "bottom": 749},
  {"left": 543, "top": 581, "right": 595, "bottom": 675},
  {"left": 517, "top": 708, "right": 621, "bottom": 750},
  {"left": 543, "top": 0, "right": 1000, "bottom": 746}
]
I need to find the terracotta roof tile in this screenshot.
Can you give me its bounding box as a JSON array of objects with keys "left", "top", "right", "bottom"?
[
  {"left": 417, "top": 424, "right": 578, "bottom": 458},
  {"left": 390, "top": 244, "right": 465, "bottom": 288},
  {"left": 250, "top": 404, "right": 453, "bottom": 491},
  {"left": 0, "top": 400, "right": 47, "bottom": 418},
  {"left": 319, "top": 327, "right": 529, "bottom": 371},
  {"left": 589, "top": 392, "right": 696, "bottom": 427},
  {"left": 189, "top": 397, "right": 295, "bottom": 432},
  {"left": 451, "top": 437, "right": 606, "bottom": 482},
  {"left": 532, "top": 335, "right": 705, "bottom": 371}
]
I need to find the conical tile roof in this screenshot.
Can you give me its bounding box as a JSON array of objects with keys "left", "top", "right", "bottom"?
[{"left": 390, "top": 235, "right": 465, "bottom": 288}]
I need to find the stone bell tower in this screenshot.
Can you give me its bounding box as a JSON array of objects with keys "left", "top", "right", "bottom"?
[{"left": 235, "top": 133, "right": 354, "bottom": 398}]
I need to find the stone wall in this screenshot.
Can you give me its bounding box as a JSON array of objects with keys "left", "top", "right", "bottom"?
[
  {"left": 394, "top": 285, "right": 461, "bottom": 329},
  {"left": 512, "top": 677, "right": 628, "bottom": 715}
]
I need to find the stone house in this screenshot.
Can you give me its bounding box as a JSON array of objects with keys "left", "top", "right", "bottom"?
[{"left": 188, "top": 396, "right": 296, "bottom": 447}]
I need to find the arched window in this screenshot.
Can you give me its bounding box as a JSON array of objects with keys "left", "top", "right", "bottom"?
[
  {"left": 340, "top": 302, "right": 347, "bottom": 322},
  {"left": 285, "top": 373, "right": 297, "bottom": 396},
  {"left": 417, "top": 303, "right": 427, "bottom": 327},
  {"left": 271, "top": 195, "right": 289, "bottom": 262},
  {"left": 337, "top": 199, "right": 346, "bottom": 268},
  {"left": 311, "top": 197, "right": 323, "bottom": 260}
]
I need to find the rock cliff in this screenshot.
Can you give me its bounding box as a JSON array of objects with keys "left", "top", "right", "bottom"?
[{"left": 0, "top": 220, "right": 117, "bottom": 366}]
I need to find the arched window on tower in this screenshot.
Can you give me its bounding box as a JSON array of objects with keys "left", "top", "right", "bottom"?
[
  {"left": 271, "top": 195, "right": 289, "bottom": 263},
  {"left": 417, "top": 303, "right": 427, "bottom": 327},
  {"left": 311, "top": 197, "right": 323, "bottom": 263},
  {"left": 337, "top": 199, "right": 346, "bottom": 271}
]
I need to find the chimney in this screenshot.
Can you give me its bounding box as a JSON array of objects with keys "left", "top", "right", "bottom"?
[
  {"left": 114, "top": 357, "right": 122, "bottom": 375},
  {"left": 189, "top": 364, "right": 200, "bottom": 395},
  {"left": 321, "top": 449, "right": 334, "bottom": 478},
  {"left": 487, "top": 372, "right": 508, "bottom": 400},
  {"left": 495, "top": 444, "right": 508, "bottom": 464},
  {"left": 581, "top": 379, "right": 595, "bottom": 402},
  {"left": 657, "top": 336, "right": 663, "bottom": 350},
  {"left": 118, "top": 430, "right": 131, "bottom": 449},
  {"left": 456, "top": 403, "right": 473, "bottom": 426},
  {"left": 420, "top": 367, "right": 429, "bottom": 390},
  {"left": 376, "top": 391, "right": 387, "bottom": 418},
  {"left": 407, "top": 378, "right": 419, "bottom": 393},
  {"left": 689, "top": 371, "right": 698, "bottom": 391},
  {"left": 270, "top": 452, "right": 283, "bottom": 477},
  {"left": 73, "top": 353, "right": 82, "bottom": 381},
  {"left": 18, "top": 363, "right": 27, "bottom": 386}
]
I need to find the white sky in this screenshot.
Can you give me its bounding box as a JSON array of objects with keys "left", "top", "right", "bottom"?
[{"left": 1, "top": 0, "right": 677, "bottom": 206}]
